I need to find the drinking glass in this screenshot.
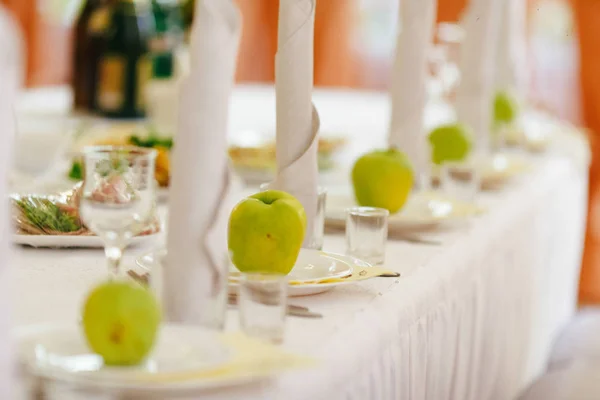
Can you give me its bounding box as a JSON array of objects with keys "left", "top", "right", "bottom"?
[
  {"left": 441, "top": 159, "right": 482, "bottom": 203},
  {"left": 346, "top": 207, "right": 389, "bottom": 265},
  {"left": 238, "top": 273, "right": 288, "bottom": 344},
  {"left": 80, "top": 146, "right": 157, "bottom": 278}
]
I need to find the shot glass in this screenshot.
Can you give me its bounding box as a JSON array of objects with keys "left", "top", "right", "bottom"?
[
  {"left": 260, "top": 183, "right": 327, "bottom": 250},
  {"left": 441, "top": 160, "right": 481, "bottom": 203},
  {"left": 238, "top": 273, "right": 288, "bottom": 344},
  {"left": 345, "top": 207, "right": 389, "bottom": 265}
]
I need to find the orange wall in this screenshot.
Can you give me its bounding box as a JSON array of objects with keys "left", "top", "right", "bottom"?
[{"left": 1, "top": 0, "right": 72, "bottom": 87}]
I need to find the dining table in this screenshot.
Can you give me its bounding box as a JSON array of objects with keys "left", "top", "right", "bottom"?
[{"left": 12, "top": 85, "right": 589, "bottom": 399}]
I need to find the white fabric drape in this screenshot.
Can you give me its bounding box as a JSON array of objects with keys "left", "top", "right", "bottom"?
[{"left": 12, "top": 88, "right": 588, "bottom": 400}]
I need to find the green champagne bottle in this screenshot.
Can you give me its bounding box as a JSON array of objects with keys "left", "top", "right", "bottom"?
[
  {"left": 96, "top": 0, "right": 155, "bottom": 119},
  {"left": 73, "top": 0, "right": 112, "bottom": 111},
  {"left": 150, "top": 0, "right": 184, "bottom": 79}
]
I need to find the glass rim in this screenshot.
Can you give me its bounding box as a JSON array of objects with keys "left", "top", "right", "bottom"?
[
  {"left": 345, "top": 206, "right": 390, "bottom": 217},
  {"left": 82, "top": 145, "right": 158, "bottom": 159}
]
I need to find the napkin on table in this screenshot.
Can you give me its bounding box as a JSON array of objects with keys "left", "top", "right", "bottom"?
[
  {"left": 495, "top": 0, "right": 528, "bottom": 101},
  {"left": 164, "top": 0, "right": 241, "bottom": 324},
  {"left": 0, "top": 6, "right": 23, "bottom": 398},
  {"left": 388, "top": 0, "right": 437, "bottom": 185},
  {"left": 268, "top": 0, "right": 320, "bottom": 248},
  {"left": 454, "top": 0, "right": 503, "bottom": 154}
]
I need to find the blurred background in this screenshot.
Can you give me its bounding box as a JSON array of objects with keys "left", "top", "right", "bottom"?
[{"left": 0, "top": 0, "right": 579, "bottom": 121}]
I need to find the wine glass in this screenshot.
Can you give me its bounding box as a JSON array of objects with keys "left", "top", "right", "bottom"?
[{"left": 80, "top": 146, "right": 157, "bottom": 278}]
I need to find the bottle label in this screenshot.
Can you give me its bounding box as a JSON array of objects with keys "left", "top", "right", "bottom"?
[
  {"left": 136, "top": 56, "right": 152, "bottom": 111},
  {"left": 98, "top": 56, "right": 125, "bottom": 111},
  {"left": 88, "top": 7, "right": 111, "bottom": 35}
]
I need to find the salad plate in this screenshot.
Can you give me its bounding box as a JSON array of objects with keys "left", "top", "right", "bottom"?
[
  {"left": 136, "top": 249, "right": 370, "bottom": 296},
  {"left": 16, "top": 323, "right": 272, "bottom": 393},
  {"left": 326, "top": 190, "right": 482, "bottom": 233}
]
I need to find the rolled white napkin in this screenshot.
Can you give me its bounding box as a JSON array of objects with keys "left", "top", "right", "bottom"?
[
  {"left": 269, "top": 0, "right": 319, "bottom": 247},
  {"left": 495, "top": 0, "right": 529, "bottom": 99},
  {"left": 164, "top": 0, "right": 241, "bottom": 324},
  {"left": 388, "top": 0, "right": 437, "bottom": 184},
  {"left": 455, "top": 0, "right": 503, "bottom": 153},
  {"left": 0, "top": 6, "right": 22, "bottom": 397}
]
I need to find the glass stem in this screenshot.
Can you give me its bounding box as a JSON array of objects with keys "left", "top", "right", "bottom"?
[{"left": 105, "top": 237, "right": 125, "bottom": 279}]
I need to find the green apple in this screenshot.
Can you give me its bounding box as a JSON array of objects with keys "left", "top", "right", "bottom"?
[
  {"left": 228, "top": 190, "right": 306, "bottom": 275},
  {"left": 494, "top": 90, "right": 519, "bottom": 127},
  {"left": 351, "top": 149, "right": 414, "bottom": 214},
  {"left": 428, "top": 123, "right": 472, "bottom": 165},
  {"left": 82, "top": 280, "right": 161, "bottom": 366}
]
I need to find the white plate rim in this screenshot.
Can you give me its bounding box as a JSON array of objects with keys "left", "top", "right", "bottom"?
[
  {"left": 13, "top": 232, "right": 160, "bottom": 248},
  {"left": 228, "top": 249, "right": 354, "bottom": 284},
  {"left": 16, "top": 323, "right": 271, "bottom": 393},
  {"left": 136, "top": 250, "right": 370, "bottom": 296},
  {"left": 325, "top": 194, "right": 465, "bottom": 231}
]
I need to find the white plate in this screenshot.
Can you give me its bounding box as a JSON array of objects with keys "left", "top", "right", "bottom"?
[
  {"left": 432, "top": 153, "right": 530, "bottom": 189},
  {"left": 229, "top": 249, "right": 353, "bottom": 284},
  {"left": 136, "top": 249, "right": 369, "bottom": 297},
  {"left": 326, "top": 191, "right": 471, "bottom": 233},
  {"left": 230, "top": 277, "right": 361, "bottom": 297},
  {"left": 13, "top": 232, "right": 160, "bottom": 248},
  {"left": 16, "top": 323, "right": 267, "bottom": 393}
]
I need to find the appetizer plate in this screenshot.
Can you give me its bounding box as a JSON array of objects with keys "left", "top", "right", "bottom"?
[
  {"left": 136, "top": 249, "right": 369, "bottom": 296},
  {"left": 326, "top": 191, "right": 479, "bottom": 233},
  {"left": 16, "top": 323, "right": 268, "bottom": 393},
  {"left": 13, "top": 232, "right": 160, "bottom": 249}
]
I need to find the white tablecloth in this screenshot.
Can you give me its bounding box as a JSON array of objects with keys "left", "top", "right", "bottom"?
[{"left": 13, "top": 87, "right": 588, "bottom": 400}]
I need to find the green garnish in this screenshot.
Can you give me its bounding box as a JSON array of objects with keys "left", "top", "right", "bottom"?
[
  {"left": 129, "top": 127, "right": 173, "bottom": 149},
  {"left": 68, "top": 160, "right": 83, "bottom": 181},
  {"left": 15, "top": 198, "right": 82, "bottom": 233}
]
